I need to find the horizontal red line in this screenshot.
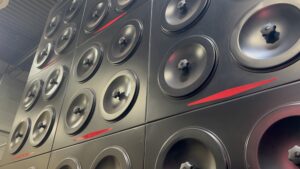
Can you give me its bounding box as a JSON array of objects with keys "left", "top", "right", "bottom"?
[
  {"left": 187, "top": 77, "right": 277, "bottom": 107},
  {"left": 74, "top": 128, "right": 112, "bottom": 141},
  {"left": 14, "top": 152, "right": 34, "bottom": 159},
  {"left": 96, "top": 12, "right": 127, "bottom": 33}
]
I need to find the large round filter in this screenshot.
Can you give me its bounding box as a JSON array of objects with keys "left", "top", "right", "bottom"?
[
  {"left": 42, "top": 66, "right": 65, "bottom": 100},
  {"left": 101, "top": 70, "right": 139, "bottom": 121},
  {"left": 161, "top": 0, "right": 209, "bottom": 33},
  {"left": 231, "top": 0, "right": 300, "bottom": 70},
  {"left": 108, "top": 20, "right": 142, "bottom": 64},
  {"left": 30, "top": 106, "right": 55, "bottom": 147},
  {"left": 155, "top": 128, "right": 229, "bottom": 169},
  {"left": 158, "top": 36, "right": 216, "bottom": 98},
  {"left": 91, "top": 146, "right": 131, "bottom": 169},
  {"left": 54, "top": 25, "right": 76, "bottom": 54},
  {"left": 55, "top": 158, "right": 81, "bottom": 169},
  {"left": 34, "top": 43, "right": 53, "bottom": 69},
  {"left": 45, "top": 14, "right": 61, "bottom": 38},
  {"left": 23, "top": 80, "right": 42, "bottom": 111},
  {"left": 84, "top": 1, "right": 109, "bottom": 33},
  {"left": 64, "top": 89, "right": 95, "bottom": 135},
  {"left": 246, "top": 104, "right": 300, "bottom": 169},
  {"left": 74, "top": 44, "right": 103, "bottom": 82},
  {"left": 9, "top": 119, "right": 31, "bottom": 154},
  {"left": 64, "top": 0, "right": 83, "bottom": 23},
  {"left": 113, "top": 0, "right": 135, "bottom": 12}
]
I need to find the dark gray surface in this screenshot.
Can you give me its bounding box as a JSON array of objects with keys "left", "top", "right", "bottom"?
[
  {"left": 0, "top": 54, "right": 73, "bottom": 166},
  {"left": 0, "top": 0, "right": 87, "bottom": 165},
  {"left": 1, "top": 0, "right": 300, "bottom": 168},
  {"left": 29, "top": 0, "right": 87, "bottom": 78},
  {"left": 0, "top": 153, "right": 50, "bottom": 169},
  {"left": 0, "top": 75, "right": 26, "bottom": 133},
  {"left": 147, "top": 0, "right": 300, "bottom": 122},
  {"left": 53, "top": 0, "right": 151, "bottom": 150},
  {"left": 48, "top": 126, "right": 145, "bottom": 169},
  {"left": 145, "top": 81, "right": 300, "bottom": 169}
]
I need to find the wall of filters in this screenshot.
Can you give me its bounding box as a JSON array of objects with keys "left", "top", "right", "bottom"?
[{"left": 1, "top": 0, "right": 300, "bottom": 169}]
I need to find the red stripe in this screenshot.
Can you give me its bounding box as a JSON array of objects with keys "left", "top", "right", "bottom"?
[
  {"left": 187, "top": 77, "right": 277, "bottom": 107},
  {"left": 168, "top": 53, "right": 177, "bottom": 63},
  {"left": 96, "top": 12, "right": 127, "bottom": 33},
  {"left": 14, "top": 152, "right": 34, "bottom": 159},
  {"left": 74, "top": 128, "right": 112, "bottom": 141}
]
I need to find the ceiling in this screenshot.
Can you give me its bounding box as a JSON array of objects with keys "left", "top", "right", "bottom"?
[{"left": 0, "top": 0, "right": 60, "bottom": 75}]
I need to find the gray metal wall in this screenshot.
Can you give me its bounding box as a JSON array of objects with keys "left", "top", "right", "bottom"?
[{"left": 0, "top": 74, "right": 26, "bottom": 145}]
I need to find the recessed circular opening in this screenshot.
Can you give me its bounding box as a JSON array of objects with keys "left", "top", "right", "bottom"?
[
  {"left": 23, "top": 80, "right": 42, "bottom": 111},
  {"left": 101, "top": 70, "right": 139, "bottom": 121},
  {"left": 45, "top": 14, "right": 61, "bottom": 38},
  {"left": 43, "top": 66, "right": 65, "bottom": 100},
  {"left": 35, "top": 43, "right": 53, "bottom": 68},
  {"left": 56, "top": 158, "right": 81, "bottom": 169},
  {"left": 64, "top": 89, "right": 95, "bottom": 135},
  {"left": 74, "top": 44, "right": 103, "bottom": 82},
  {"left": 108, "top": 20, "right": 142, "bottom": 64},
  {"left": 64, "top": 0, "right": 82, "bottom": 23},
  {"left": 94, "top": 156, "right": 121, "bottom": 169},
  {"left": 114, "top": 0, "right": 135, "bottom": 12},
  {"left": 30, "top": 106, "right": 55, "bottom": 147},
  {"left": 54, "top": 25, "right": 76, "bottom": 54},
  {"left": 161, "top": 0, "right": 209, "bottom": 33},
  {"left": 158, "top": 36, "right": 216, "bottom": 97},
  {"left": 246, "top": 104, "right": 300, "bottom": 169},
  {"left": 164, "top": 138, "right": 216, "bottom": 169},
  {"left": 259, "top": 117, "right": 300, "bottom": 169},
  {"left": 231, "top": 1, "right": 300, "bottom": 70},
  {"left": 155, "top": 128, "right": 229, "bottom": 169},
  {"left": 84, "top": 1, "right": 108, "bottom": 33},
  {"left": 9, "top": 119, "right": 31, "bottom": 154},
  {"left": 91, "top": 146, "right": 131, "bottom": 169}
]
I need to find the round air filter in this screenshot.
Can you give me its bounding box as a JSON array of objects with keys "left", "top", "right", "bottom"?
[
  {"left": 161, "top": 0, "right": 209, "bottom": 33},
  {"left": 91, "top": 146, "right": 131, "bottom": 169},
  {"left": 45, "top": 14, "right": 61, "bottom": 38},
  {"left": 30, "top": 106, "right": 55, "bottom": 147},
  {"left": 9, "top": 119, "right": 31, "bottom": 154},
  {"left": 64, "top": 89, "right": 95, "bottom": 135},
  {"left": 108, "top": 20, "right": 142, "bottom": 64},
  {"left": 54, "top": 25, "right": 76, "bottom": 54},
  {"left": 55, "top": 158, "right": 81, "bottom": 169},
  {"left": 113, "top": 0, "right": 135, "bottom": 12},
  {"left": 158, "top": 36, "right": 216, "bottom": 98},
  {"left": 34, "top": 43, "right": 53, "bottom": 69},
  {"left": 155, "top": 128, "right": 229, "bottom": 169},
  {"left": 64, "top": 0, "right": 83, "bottom": 23},
  {"left": 101, "top": 70, "right": 139, "bottom": 121},
  {"left": 246, "top": 104, "right": 300, "bottom": 169},
  {"left": 74, "top": 44, "right": 103, "bottom": 83},
  {"left": 231, "top": 0, "right": 300, "bottom": 70},
  {"left": 42, "top": 66, "right": 65, "bottom": 100},
  {"left": 23, "top": 80, "right": 42, "bottom": 111},
  {"left": 84, "top": 1, "right": 109, "bottom": 33}
]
